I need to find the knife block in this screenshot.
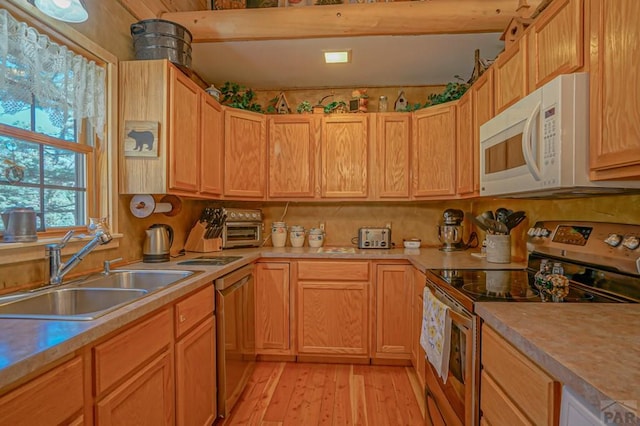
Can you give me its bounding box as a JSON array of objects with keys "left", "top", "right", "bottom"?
[{"left": 184, "top": 222, "right": 222, "bottom": 253}]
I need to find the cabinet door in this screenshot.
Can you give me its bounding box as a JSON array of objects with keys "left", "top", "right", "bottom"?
[
  {"left": 494, "top": 35, "right": 528, "bottom": 113},
  {"left": 589, "top": 0, "right": 640, "bottom": 178},
  {"left": 373, "top": 113, "right": 411, "bottom": 199},
  {"left": 456, "top": 93, "right": 474, "bottom": 196},
  {"left": 268, "top": 115, "right": 320, "bottom": 199},
  {"left": 297, "top": 281, "right": 369, "bottom": 357},
  {"left": 412, "top": 104, "right": 457, "bottom": 198},
  {"left": 224, "top": 109, "right": 267, "bottom": 198},
  {"left": 412, "top": 268, "right": 426, "bottom": 388},
  {"left": 528, "top": 0, "right": 584, "bottom": 91},
  {"left": 169, "top": 67, "right": 200, "bottom": 193},
  {"left": 472, "top": 70, "right": 494, "bottom": 192},
  {"left": 176, "top": 316, "right": 216, "bottom": 426},
  {"left": 255, "top": 262, "right": 291, "bottom": 354},
  {"left": 0, "top": 357, "right": 83, "bottom": 426},
  {"left": 321, "top": 115, "right": 369, "bottom": 198},
  {"left": 374, "top": 264, "right": 412, "bottom": 359},
  {"left": 200, "top": 95, "right": 224, "bottom": 197},
  {"left": 96, "top": 351, "right": 174, "bottom": 426}
]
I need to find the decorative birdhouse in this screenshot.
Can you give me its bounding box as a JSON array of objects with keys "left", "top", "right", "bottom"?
[
  {"left": 394, "top": 91, "right": 408, "bottom": 112},
  {"left": 500, "top": 16, "right": 533, "bottom": 49},
  {"left": 274, "top": 92, "right": 291, "bottom": 114}
]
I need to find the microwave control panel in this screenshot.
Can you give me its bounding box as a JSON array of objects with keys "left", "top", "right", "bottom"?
[{"left": 542, "top": 105, "right": 558, "bottom": 166}]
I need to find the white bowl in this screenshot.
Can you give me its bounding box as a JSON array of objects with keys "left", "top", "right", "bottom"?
[{"left": 403, "top": 239, "right": 421, "bottom": 249}]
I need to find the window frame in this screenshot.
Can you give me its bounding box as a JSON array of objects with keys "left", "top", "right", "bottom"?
[{"left": 0, "top": 3, "right": 118, "bottom": 264}]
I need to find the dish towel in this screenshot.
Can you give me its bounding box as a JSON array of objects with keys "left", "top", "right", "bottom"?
[{"left": 420, "top": 287, "right": 452, "bottom": 383}]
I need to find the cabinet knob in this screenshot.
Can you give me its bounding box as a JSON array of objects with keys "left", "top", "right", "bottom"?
[{"left": 180, "top": 314, "right": 186, "bottom": 323}]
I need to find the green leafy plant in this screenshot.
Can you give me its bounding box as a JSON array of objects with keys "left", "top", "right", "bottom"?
[
  {"left": 424, "top": 75, "right": 469, "bottom": 107},
  {"left": 219, "top": 81, "right": 263, "bottom": 112},
  {"left": 324, "top": 101, "right": 347, "bottom": 114},
  {"left": 265, "top": 96, "right": 279, "bottom": 114},
  {"left": 397, "top": 103, "right": 423, "bottom": 113},
  {"left": 297, "top": 101, "right": 313, "bottom": 114}
]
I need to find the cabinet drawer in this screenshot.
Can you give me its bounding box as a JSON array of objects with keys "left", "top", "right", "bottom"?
[
  {"left": 175, "top": 285, "right": 214, "bottom": 338},
  {"left": 481, "top": 326, "right": 559, "bottom": 425},
  {"left": 0, "top": 356, "right": 83, "bottom": 426},
  {"left": 94, "top": 309, "right": 172, "bottom": 395},
  {"left": 297, "top": 261, "right": 369, "bottom": 281},
  {"left": 481, "top": 370, "right": 531, "bottom": 426}
]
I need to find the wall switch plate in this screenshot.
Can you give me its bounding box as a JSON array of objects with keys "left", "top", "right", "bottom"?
[{"left": 319, "top": 222, "right": 325, "bottom": 231}]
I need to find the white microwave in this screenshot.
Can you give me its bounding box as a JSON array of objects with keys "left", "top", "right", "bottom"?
[{"left": 479, "top": 73, "right": 640, "bottom": 197}]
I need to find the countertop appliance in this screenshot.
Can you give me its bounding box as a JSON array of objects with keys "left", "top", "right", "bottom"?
[
  {"left": 1, "top": 207, "right": 37, "bottom": 243},
  {"left": 423, "top": 221, "right": 640, "bottom": 425},
  {"left": 221, "top": 208, "right": 262, "bottom": 249},
  {"left": 215, "top": 264, "right": 255, "bottom": 419},
  {"left": 357, "top": 226, "right": 391, "bottom": 249},
  {"left": 479, "top": 73, "right": 640, "bottom": 198},
  {"left": 143, "top": 224, "right": 173, "bottom": 263},
  {"left": 437, "top": 208, "right": 478, "bottom": 251}
]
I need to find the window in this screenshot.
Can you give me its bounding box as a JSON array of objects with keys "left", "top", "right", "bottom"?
[{"left": 0, "top": 8, "right": 106, "bottom": 233}]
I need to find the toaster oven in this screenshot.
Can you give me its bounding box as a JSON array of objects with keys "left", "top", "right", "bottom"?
[{"left": 221, "top": 208, "right": 263, "bottom": 249}]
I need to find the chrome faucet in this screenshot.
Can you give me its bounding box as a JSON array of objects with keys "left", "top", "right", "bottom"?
[{"left": 46, "top": 229, "right": 113, "bottom": 286}]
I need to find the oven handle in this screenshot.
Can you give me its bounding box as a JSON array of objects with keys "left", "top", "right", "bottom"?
[{"left": 425, "top": 281, "right": 473, "bottom": 330}]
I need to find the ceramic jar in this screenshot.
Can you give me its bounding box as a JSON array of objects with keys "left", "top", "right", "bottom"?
[
  {"left": 289, "top": 225, "right": 305, "bottom": 248},
  {"left": 308, "top": 228, "right": 325, "bottom": 248},
  {"left": 272, "top": 221, "right": 287, "bottom": 247}
]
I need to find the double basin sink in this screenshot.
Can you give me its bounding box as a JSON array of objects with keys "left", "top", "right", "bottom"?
[{"left": 0, "top": 270, "right": 195, "bottom": 321}]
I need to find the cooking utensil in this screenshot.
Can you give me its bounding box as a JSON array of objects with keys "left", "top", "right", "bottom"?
[
  {"left": 469, "top": 214, "right": 490, "bottom": 233},
  {"left": 484, "top": 218, "right": 509, "bottom": 235},
  {"left": 505, "top": 211, "right": 526, "bottom": 233},
  {"left": 480, "top": 210, "right": 495, "bottom": 222},
  {"left": 495, "top": 207, "right": 513, "bottom": 224}
]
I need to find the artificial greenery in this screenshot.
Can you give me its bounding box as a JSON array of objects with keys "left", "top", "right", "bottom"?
[
  {"left": 265, "top": 96, "right": 279, "bottom": 114},
  {"left": 324, "top": 101, "right": 347, "bottom": 114},
  {"left": 219, "top": 81, "right": 263, "bottom": 112},
  {"left": 297, "top": 101, "right": 313, "bottom": 114},
  {"left": 424, "top": 75, "right": 469, "bottom": 107}
]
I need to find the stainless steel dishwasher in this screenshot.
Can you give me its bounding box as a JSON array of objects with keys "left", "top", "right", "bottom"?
[{"left": 215, "top": 264, "right": 256, "bottom": 419}]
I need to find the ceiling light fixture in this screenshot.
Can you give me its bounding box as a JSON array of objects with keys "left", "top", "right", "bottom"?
[
  {"left": 33, "top": 0, "right": 89, "bottom": 23},
  {"left": 324, "top": 50, "right": 351, "bottom": 64}
]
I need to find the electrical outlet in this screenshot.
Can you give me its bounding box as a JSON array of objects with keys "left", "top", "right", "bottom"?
[
  {"left": 319, "top": 222, "right": 325, "bottom": 231},
  {"left": 386, "top": 222, "right": 392, "bottom": 229}
]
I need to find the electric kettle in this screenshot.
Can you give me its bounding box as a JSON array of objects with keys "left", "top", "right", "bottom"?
[
  {"left": 2, "top": 207, "right": 38, "bottom": 243},
  {"left": 143, "top": 224, "right": 173, "bottom": 263}
]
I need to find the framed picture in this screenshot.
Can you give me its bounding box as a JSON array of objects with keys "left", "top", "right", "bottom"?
[{"left": 124, "top": 121, "right": 159, "bottom": 157}]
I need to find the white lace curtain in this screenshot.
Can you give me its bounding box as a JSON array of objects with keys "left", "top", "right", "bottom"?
[{"left": 0, "top": 9, "right": 105, "bottom": 139}]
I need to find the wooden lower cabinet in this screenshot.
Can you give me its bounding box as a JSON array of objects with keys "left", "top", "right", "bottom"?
[
  {"left": 0, "top": 356, "right": 84, "bottom": 426},
  {"left": 175, "top": 316, "right": 216, "bottom": 426},
  {"left": 374, "top": 263, "right": 412, "bottom": 360},
  {"left": 412, "top": 267, "right": 427, "bottom": 387},
  {"left": 96, "top": 351, "right": 174, "bottom": 426},
  {"left": 296, "top": 261, "right": 370, "bottom": 359},
  {"left": 255, "top": 262, "right": 292, "bottom": 355},
  {"left": 481, "top": 325, "right": 560, "bottom": 425}
]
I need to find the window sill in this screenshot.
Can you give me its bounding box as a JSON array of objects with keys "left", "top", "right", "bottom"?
[{"left": 0, "top": 233, "right": 123, "bottom": 266}]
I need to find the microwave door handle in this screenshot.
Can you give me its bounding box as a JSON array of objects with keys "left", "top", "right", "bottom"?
[{"left": 522, "top": 101, "right": 542, "bottom": 181}]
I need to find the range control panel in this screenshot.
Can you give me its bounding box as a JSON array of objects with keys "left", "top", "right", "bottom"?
[{"left": 527, "top": 221, "right": 640, "bottom": 275}]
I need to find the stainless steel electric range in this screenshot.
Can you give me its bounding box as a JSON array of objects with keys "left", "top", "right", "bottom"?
[{"left": 423, "top": 221, "right": 640, "bottom": 426}]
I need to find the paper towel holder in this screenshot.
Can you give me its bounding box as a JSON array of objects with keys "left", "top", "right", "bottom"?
[{"left": 129, "top": 194, "right": 182, "bottom": 218}]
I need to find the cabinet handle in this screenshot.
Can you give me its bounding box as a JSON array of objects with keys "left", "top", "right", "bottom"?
[{"left": 180, "top": 314, "right": 186, "bottom": 323}]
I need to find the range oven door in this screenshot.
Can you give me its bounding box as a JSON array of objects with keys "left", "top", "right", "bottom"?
[{"left": 424, "top": 282, "right": 478, "bottom": 426}]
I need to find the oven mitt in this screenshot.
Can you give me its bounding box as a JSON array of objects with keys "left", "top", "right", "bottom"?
[{"left": 421, "top": 287, "right": 452, "bottom": 383}]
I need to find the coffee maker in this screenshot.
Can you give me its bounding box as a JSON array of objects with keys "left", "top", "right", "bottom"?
[{"left": 437, "top": 209, "right": 478, "bottom": 251}]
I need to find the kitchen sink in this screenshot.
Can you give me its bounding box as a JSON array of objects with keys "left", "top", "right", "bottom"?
[
  {"left": 0, "top": 288, "right": 148, "bottom": 320},
  {"left": 72, "top": 269, "right": 194, "bottom": 292},
  {"left": 177, "top": 256, "right": 243, "bottom": 266}
]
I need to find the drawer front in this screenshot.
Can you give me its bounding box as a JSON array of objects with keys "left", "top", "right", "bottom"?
[
  {"left": 482, "top": 326, "right": 558, "bottom": 425},
  {"left": 297, "top": 261, "right": 369, "bottom": 281},
  {"left": 175, "top": 285, "right": 214, "bottom": 338},
  {"left": 94, "top": 309, "right": 172, "bottom": 395},
  {"left": 0, "top": 356, "right": 83, "bottom": 426},
  {"left": 481, "top": 370, "right": 532, "bottom": 426}
]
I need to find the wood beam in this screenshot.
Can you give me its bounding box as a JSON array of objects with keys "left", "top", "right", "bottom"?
[{"left": 161, "top": 0, "right": 543, "bottom": 43}]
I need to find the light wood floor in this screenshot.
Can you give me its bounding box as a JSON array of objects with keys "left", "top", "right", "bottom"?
[{"left": 219, "top": 362, "right": 426, "bottom": 426}]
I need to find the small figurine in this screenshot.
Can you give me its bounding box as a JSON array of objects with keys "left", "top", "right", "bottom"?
[
  {"left": 351, "top": 89, "right": 369, "bottom": 113},
  {"left": 394, "top": 90, "right": 408, "bottom": 112}
]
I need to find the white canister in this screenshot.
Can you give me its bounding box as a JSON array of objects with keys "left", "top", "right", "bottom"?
[
  {"left": 308, "top": 228, "right": 324, "bottom": 248},
  {"left": 272, "top": 222, "right": 287, "bottom": 247},
  {"left": 289, "top": 225, "right": 305, "bottom": 248},
  {"left": 485, "top": 234, "right": 511, "bottom": 263}
]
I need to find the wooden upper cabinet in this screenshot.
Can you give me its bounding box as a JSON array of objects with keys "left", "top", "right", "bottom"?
[
  {"left": 589, "top": 0, "right": 640, "bottom": 179},
  {"left": 472, "top": 70, "right": 495, "bottom": 192},
  {"left": 224, "top": 108, "right": 267, "bottom": 199},
  {"left": 528, "top": 0, "right": 584, "bottom": 91},
  {"left": 412, "top": 103, "right": 457, "bottom": 198},
  {"left": 494, "top": 34, "right": 528, "bottom": 113},
  {"left": 169, "top": 68, "right": 200, "bottom": 194},
  {"left": 456, "top": 93, "right": 474, "bottom": 196},
  {"left": 321, "top": 115, "right": 369, "bottom": 198},
  {"left": 200, "top": 95, "right": 224, "bottom": 197},
  {"left": 268, "top": 115, "right": 320, "bottom": 199},
  {"left": 372, "top": 113, "right": 411, "bottom": 199}
]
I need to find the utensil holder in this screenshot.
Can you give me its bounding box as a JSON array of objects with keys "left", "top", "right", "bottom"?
[
  {"left": 486, "top": 234, "right": 511, "bottom": 263},
  {"left": 184, "top": 222, "right": 222, "bottom": 252}
]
